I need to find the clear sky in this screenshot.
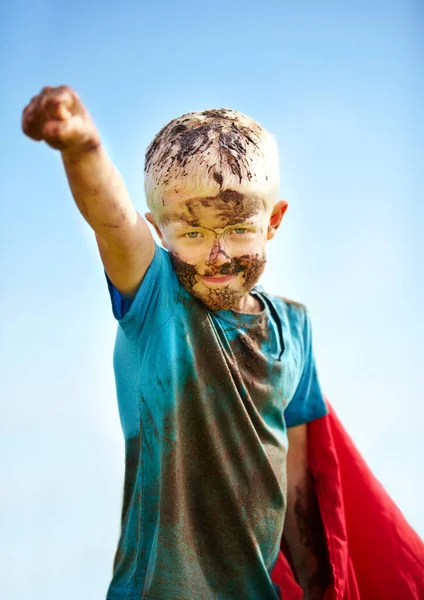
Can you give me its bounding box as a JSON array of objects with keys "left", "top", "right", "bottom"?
[{"left": 1, "top": 0, "right": 423, "bottom": 598}]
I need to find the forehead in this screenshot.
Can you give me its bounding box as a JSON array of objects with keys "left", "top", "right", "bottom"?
[{"left": 159, "top": 190, "right": 267, "bottom": 229}]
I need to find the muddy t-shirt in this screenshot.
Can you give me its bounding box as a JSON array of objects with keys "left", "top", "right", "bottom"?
[{"left": 105, "top": 243, "right": 328, "bottom": 600}]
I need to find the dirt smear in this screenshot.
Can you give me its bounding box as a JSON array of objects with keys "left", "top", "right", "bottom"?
[{"left": 145, "top": 109, "right": 264, "bottom": 188}]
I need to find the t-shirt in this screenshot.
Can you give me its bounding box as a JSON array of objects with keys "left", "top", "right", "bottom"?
[{"left": 105, "top": 243, "right": 328, "bottom": 600}]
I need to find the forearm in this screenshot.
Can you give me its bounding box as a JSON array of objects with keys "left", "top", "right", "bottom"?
[
  {"left": 283, "top": 468, "right": 331, "bottom": 600},
  {"left": 62, "top": 145, "right": 138, "bottom": 244}
]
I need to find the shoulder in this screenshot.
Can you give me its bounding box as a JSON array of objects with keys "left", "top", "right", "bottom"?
[
  {"left": 254, "top": 287, "right": 312, "bottom": 352},
  {"left": 107, "top": 243, "right": 181, "bottom": 335},
  {"left": 276, "top": 296, "right": 307, "bottom": 316},
  {"left": 256, "top": 286, "right": 308, "bottom": 321}
]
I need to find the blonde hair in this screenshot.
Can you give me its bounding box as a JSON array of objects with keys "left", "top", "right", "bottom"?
[{"left": 144, "top": 108, "right": 279, "bottom": 221}]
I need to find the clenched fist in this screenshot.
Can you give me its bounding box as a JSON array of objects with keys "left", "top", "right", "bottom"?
[{"left": 21, "top": 85, "right": 100, "bottom": 153}]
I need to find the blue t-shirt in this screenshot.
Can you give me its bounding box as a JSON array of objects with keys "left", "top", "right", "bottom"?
[{"left": 105, "top": 243, "right": 328, "bottom": 600}]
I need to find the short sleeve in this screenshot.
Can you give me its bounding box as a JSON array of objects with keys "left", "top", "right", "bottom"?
[
  {"left": 105, "top": 243, "right": 180, "bottom": 339},
  {"left": 284, "top": 308, "right": 328, "bottom": 428}
]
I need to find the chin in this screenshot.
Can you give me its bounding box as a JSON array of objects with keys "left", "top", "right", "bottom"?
[{"left": 187, "top": 280, "right": 248, "bottom": 311}]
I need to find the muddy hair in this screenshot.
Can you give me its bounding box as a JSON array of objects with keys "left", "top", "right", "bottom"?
[{"left": 144, "top": 108, "right": 280, "bottom": 222}]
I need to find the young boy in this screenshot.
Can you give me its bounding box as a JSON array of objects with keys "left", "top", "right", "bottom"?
[{"left": 22, "top": 86, "right": 331, "bottom": 599}]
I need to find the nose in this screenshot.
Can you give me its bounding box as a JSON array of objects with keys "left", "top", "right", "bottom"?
[{"left": 204, "top": 239, "right": 232, "bottom": 269}]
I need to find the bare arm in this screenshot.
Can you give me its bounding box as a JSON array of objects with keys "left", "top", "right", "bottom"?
[
  {"left": 22, "top": 85, "right": 155, "bottom": 297},
  {"left": 283, "top": 424, "right": 331, "bottom": 600}
]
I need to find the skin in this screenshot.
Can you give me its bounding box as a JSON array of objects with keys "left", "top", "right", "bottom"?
[
  {"left": 285, "top": 424, "right": 331, "bottom": 599},
  {"left": 21, "top": 86, "right": 156, "bottom": 298},
  {"left": 145, "top": 190, "right": 288, "bottom": 313},
  {"left": 21, "top": 85, "right": 100, "bottom": 152}
]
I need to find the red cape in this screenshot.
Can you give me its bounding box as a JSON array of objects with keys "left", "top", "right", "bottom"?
[{"left": 270, "top": 402, "right": 424, "bottom": 599}]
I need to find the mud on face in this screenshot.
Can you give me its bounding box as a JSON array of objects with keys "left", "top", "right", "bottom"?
[
  {"left": 160, "top": 190, "right": 266, "bottom": 229},
  {"left": 145, "top": 109, "right": 264, "bottom": 189},
  {"left": 169, "top": 252, "right": 267, "bottom": 311}
]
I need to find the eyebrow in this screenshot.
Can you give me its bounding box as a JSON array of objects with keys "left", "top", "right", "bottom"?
[
  {"left": 161, "top": 215, "right": 258, "bottom": 230},
  {"left": 160, "top": 214, "right": 200, "bottom": 227}
]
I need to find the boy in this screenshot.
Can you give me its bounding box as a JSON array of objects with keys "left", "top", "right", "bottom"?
[{"left": 22, "top": 86, "right": 331, "bottom": 599}]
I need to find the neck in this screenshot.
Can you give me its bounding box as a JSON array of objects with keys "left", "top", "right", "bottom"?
[{"left": 232, "top": 292, "right": 264, "bottom": 314}]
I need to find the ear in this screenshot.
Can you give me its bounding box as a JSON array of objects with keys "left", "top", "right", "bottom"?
[
  {"left": 145, "top": 212, "right": 168, "bottom": 249},
  {"left": 267, "top": 200, "right": 288, "bottom": 240}
]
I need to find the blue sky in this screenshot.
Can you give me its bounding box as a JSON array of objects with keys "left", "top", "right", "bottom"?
[{"left": 1, "top": 0, "right": 423, "bottom": 598}]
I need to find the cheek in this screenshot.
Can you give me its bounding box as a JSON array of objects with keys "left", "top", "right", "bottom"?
[
  {"left": 168, "top": 251, "right": 198, "bottom": 290},
  {"left": 231, "top": 233, "right": 266, "bottom": 263},
  {"left": 167, "top": 238, "right": 205, "bottom": 264},
  {"left": 234, "top": 230, "right": 266, "bottom": 251},
  {"left": 233, "top": 254, "right": 267, "bottom": 286}
]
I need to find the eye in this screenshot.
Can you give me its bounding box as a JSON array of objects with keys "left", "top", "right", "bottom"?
[
  {"left": 185, "top": 231, "right": 201, "bottom": 239},
  {"left": 233, "top": 228, "right": 248, "bottom": 234}
]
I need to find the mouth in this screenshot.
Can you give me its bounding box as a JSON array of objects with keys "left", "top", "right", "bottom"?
[{"left": 200, "top": 274, "right": 238, "bottom": 284}]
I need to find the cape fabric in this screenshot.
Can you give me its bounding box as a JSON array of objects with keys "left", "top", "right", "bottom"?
[{"left": 270, "top": 402, "right": 424, "bottom": 600}]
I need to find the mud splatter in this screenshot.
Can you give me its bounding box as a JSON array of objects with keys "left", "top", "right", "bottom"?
[
  {"left": 160, "top": 189, "right": 265, "bottom": 229},
  {"left": 293, "top": 470, "right": 331, "bottom": 597},
  {"left": 121, "top": 434, "right": 141, "bottom": 524},
  {"left": 234, "top": 253, "right": 267, "bottom": 288},
  {"left": 245, "top": 314, "right": 268, "bottom": 346},
  {"left": 169, "top": 253, "right": 198, "bottom": 291},
  {"left": 113, "top": 432, "right": 142, "bottom": 574},
  {"left": 197, "top": 189, "right": 265, "bottom": 223},
  {"left": 206, "top": 239, "right": 231, "bottom": 265},
  {"left": 201, "top": 109, "right": 233, "bottom": 120},
  {"left": 278, "top": 296, "right": 306, "bottom": 313},
  {"left": 237, "top": 333, "right": 269, "bottom": 380},
  {"left": 145, "top": 109, "right": 264, "bottom": 188},
  {"left": 169, "top": 250, "right": 266, "bottom": 311},
  {"left": 157, "top": 304, "right": 287, "bottom": 591},
  {"left": 213, "top": 171, "right": 223, "bottom": 187}
]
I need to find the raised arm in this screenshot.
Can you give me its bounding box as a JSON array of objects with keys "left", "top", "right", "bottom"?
[{"left": 21, "top": 85, "right": 155, "bottom": 297}]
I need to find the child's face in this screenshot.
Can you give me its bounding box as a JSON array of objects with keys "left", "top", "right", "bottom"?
[{"left": 146, "top": 190, "right": 287, "bottom": 311}]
